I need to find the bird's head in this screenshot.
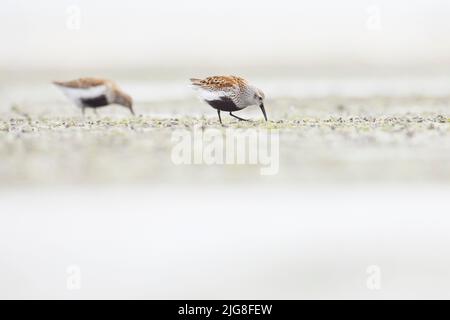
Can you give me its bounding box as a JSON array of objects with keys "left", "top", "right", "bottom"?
[
  {"left": 114, "top": 91, "right": 134, "bottom": 115},
  {"left": 250, "top": 86, "right": 267, "bottom": 122}
]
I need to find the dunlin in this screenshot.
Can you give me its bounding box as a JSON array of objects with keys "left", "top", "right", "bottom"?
[
  {"left": 190, "top": 76, "right": 267, "bottom": 125},
  {"left": 53, "top": 78, "right": 134, "bottom": 115}
]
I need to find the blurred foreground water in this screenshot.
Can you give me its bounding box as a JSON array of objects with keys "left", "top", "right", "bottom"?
[{"left": 1, "top": 186, "right": 450, "bottom": 299}]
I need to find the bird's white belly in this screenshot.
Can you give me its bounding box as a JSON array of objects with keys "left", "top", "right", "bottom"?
[{"left": 60, "top": 86, "right": 107, "bottom": 101}]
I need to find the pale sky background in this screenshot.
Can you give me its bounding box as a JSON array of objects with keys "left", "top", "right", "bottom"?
[{"left": 1, "top": 0, "right": 450, "bottom": 70}]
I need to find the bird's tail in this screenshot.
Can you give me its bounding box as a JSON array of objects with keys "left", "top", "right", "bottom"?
[
  {"left": 190, "top": 78, "right": 203, "bottom": 86},
  {"left": 52, "top": 81, "right": 65, "bottom": 86}
]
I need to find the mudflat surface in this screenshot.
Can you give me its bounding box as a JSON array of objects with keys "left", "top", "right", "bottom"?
[{"left": 1, "top": 75, "right": 450, "bottom": 186}]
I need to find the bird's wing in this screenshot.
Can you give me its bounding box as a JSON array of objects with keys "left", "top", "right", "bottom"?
[
  {"left": 190, "top": 76, "right": 245, "bottom": 101},
  {"left": 190, "top": 76, "right": 246, "bottom": 90},
  {"left": 54, "top": 77, "right": 114, "bottom": 99},
  {"left": 53, "top": 78, "right": 110, "bottom": 89}
]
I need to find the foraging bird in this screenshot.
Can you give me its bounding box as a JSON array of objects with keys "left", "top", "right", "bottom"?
[
  {"left": 190, "top": 76, "right": 267, "bottom": 125},
  {"left": 53, "top": 77, "right": 134, "bottom": 116}
]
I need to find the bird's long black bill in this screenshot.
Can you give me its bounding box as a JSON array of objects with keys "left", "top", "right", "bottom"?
[{"left": 260, "top": 104, "right": 268, "bottom": 122}]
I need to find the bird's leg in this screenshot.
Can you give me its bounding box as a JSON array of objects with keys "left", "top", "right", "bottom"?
[
  {"left": 217, "top": 109, "right": 223, "bottom": 125},
  {"left": 93, "top": 109, "right": 98, "bottom": 116},
  {"left": 81, "top": 106, "right": 86, "bottom": 117},
  {"left": 230, "top": 112, "right": 250, "bottom": 122}
]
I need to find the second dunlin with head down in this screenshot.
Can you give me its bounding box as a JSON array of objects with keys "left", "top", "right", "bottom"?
[
  {"left": 53, "top": 77, "right": 134, "bottom": 116},
  {"left": 190, "top": 76, "right": 267, "bottom": 125}
]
